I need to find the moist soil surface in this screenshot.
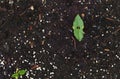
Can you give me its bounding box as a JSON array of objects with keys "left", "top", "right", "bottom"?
[{"left": 0, "top": 0, "right": 120, "bottom": 79}]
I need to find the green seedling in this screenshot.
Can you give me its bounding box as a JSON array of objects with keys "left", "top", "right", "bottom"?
[
  {"left": 72, "top": 14, "right": 85, "bottom": 41},
  {"left": 11, "top": 68, "right": 27, "bottom": 79}
]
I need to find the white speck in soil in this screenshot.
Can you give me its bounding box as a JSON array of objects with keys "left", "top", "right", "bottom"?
[
  {"left": 30, "top": 6, "right": 34, "bottom": 11},
  {"left": 50, "top": 72, "right": 54, "bottom": 75}
]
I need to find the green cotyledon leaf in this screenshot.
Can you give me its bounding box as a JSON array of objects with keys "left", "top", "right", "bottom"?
[
  {"left": 11, "top": 73, "right": 19, "bottom": 79},
  {"left": 72, "top": 14, "right": 85, "bottom": 41},
  {"left": 18, "top": 69, "right": 27, "bottom": 76}
]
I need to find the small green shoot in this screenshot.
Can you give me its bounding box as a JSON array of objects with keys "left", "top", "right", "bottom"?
[
  {"left": 11, "top": 68, "right": 27, "bottom": 79},
  {"left": 11, "top": 73, "right": 19, "bottom": 79},
  {"left": 72, "top": 14, "right": 85, "bottom": 41}
]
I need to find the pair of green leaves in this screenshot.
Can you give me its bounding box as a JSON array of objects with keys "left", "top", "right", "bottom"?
[
  {"left": 72, "top": 14, "right": 85, "bottom": 41},
  {"left": 11, "top": 69, "right": 27, "bottom": 79}
]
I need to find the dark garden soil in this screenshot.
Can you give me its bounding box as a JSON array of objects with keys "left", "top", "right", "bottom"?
[{"left": 0, "top": 0, "right": 120, "bottom": 79}]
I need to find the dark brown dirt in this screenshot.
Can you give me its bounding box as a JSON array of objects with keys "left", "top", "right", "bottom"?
[{"left": 0, "top": 0, "right": 120, "bottom": 79}]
